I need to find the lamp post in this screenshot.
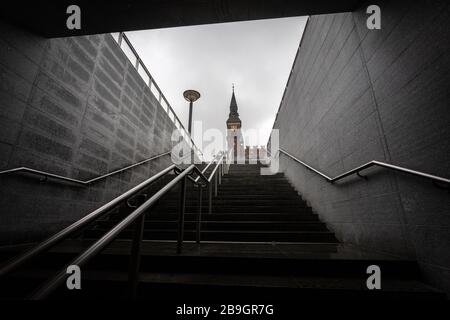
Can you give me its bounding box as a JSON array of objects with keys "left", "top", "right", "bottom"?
[{"left": 183, "top": 90, "right": 201, "bottom": 135}]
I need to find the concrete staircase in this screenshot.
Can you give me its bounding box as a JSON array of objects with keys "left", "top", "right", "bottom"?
[
  {"left": 0, "top": 164, "right": 445, "bottom": 299},
  {"left": 85, "top": 164, "right": 337, "bottom": 243}
]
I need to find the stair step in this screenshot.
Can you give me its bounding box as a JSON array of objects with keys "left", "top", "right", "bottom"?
[
  {"left": 3, "top": 270, "right": 438, "bottom": 300},
  {"left": 172, "top": 187, "right": 298, "bottom": 194},
  {"left": 216, "top": 184, "right": 294, "bottom": 189},
  {"left": 94, "top": 220, "right": 329, "bottom": 231},
  {"left": 214, "top": 191, "right": 295, "bottom": 194},
  {"left": 168, "top": 190, "right": 300, "bottom": 196},
  {"left": 155, "top": 201, "right": 307, "bottom": 207},
  {"left": 111, "top": 213, "right": 321, "bottom": 221},
  {"left": 213, "top": 179, "right": 290, "bottom": 183},
  {"left": 67, "top": 272, "right": 444, "bottom": 300},
  {"left": 221, "top": 174, "right": 286, "bottom": 177},
  {"left": 84, "top": 229, "right": 338, "bottom": 243},
  {"left": 149, "top": 207, "right": 313, "bottom": 213},
  {"left": 213, "top": 194, "right": 302, "bottom": 200},
  {"left": 0, "top": 244, "right": 422, "bottom": 278},
  {"left": 156, "top": 199, "right": 306, "bottom": 205},
  {"left": 2, "top": 240, "right": 443, "bottom": 300}
]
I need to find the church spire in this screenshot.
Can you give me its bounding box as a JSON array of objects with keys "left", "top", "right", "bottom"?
[
  {"left": 230, "top": 85, "right": 238, "bottom": 114},
  {"left": 227, "top": 84, "right": 242, "bottom": 129}
]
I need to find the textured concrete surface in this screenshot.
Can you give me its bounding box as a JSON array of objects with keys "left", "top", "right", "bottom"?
[
  {"left": 273, "top": 0, "right": 450, "bottom": 293},
  {"left": 0, "top": 20, "right": 180, "bottom": 244},
  {"left": 2, "top": 1, "right": 362, "bottom": 38}
]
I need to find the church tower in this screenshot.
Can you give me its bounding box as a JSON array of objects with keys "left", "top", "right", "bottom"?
[{"left": 226, "top": 85, "right": 244, "bottom": 162}]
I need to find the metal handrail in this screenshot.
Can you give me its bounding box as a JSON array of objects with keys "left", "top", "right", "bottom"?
[
  {"left": 0, "top": 149, "right": 229, "bottom": 298},
  {"left": 207, "top": 155, "right": 225, "bottom": 183},
  {"left": 0, "top": 151, "right": 171, "bottom": 186},
  {"left": 194, "top": 152, "right": 223, "bottom": 183},
  {"left": 0, "top": 152, "right": 224, "bottom": 279},
  {"left": 274, "top": 148, "right": 450, "bottom": 185},
  {"left": 187, "top": 151, "right": 228, "bottom": 244},
  {"left": 0, "top": 164, "right": 177, "bottom": 278},
  {"left": 0, "top": 163, "right": 209, "bottom": 299},
  {"left": 117, "top": 32, "right": 202, "bottom": 159},
  {"left": 183, "top": 151, "right": 229, "bottom": 245},
  {"left": 28, "top": 164, "right": 209, "bottom": 300},
  {"left": 206, "top": 152, "right": 226, "bottom": 211}
]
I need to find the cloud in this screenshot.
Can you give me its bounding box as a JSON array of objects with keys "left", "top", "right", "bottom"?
[{"left": 126, "top": 16, "right": 308, "bottom": 154}]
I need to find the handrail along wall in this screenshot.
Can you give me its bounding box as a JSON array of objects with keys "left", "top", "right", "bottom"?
[
  {"left": 270, "top": 148, "right": 450, "bottom": 186},
  {"left": 0, "top": 164, "right": 176, "bottom": 278},
  {"left": 0, "top": 152, "right": 229, "bottom": 299},
  {"left": 0, "top": 151, "right": 172, "bottom": 186}
]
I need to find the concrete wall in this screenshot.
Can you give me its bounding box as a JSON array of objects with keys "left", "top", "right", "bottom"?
[
  {"left": 273, "top": 1, "right": 450, "bottom": 292},
  {"left": 0, "top": 20, "right": 180, "bottom": 244}
]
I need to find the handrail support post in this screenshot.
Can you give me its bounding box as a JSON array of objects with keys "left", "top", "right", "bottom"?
[
  {"left": 128, "top": 213, "right": 145, "bottom": 299},
  {"left": 208, "top": 183, "right": 212, "bottom": 214},
  {"left": 214, "top": 172, "right": 218, "bottom": 197},
  {"left": 196, "top": 186, "right": 203, "bottom": 244},
  {"left": 177, "top": 176, "right": 187, "bottom": 254},
  {"left": 357, "top": 172, "right": 368, "bottom": 180}
]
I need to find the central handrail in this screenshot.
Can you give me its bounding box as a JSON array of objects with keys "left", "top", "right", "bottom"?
[
  {"left": 29, "top": 164, "right": 209, "bottom": 300},
  {"left": 0, "top": 160, "right": 216, "bottom": 299},
  {"left": 0, "top": 151, "right": 171, "bottom": 186},
  {"left": 0, "top": 149, "right": 230, "bottom": 299},
  {"left": 187, "top": 151, "right": 228, "bottom": 244},
  {"left": 194, "top": 152, "right": 223, "bottom": 183},
  {"left": 0, "top": 164, "right": 176, "bottom": 278},
  {"left": 207, "top": 155, "right": 225, "bottom": 183},
  {"left": 205, "top": 152, "right": 227, "bottom": 212},
  {"left": 274, "top": 148, "right": 450, "bottom": 185}
]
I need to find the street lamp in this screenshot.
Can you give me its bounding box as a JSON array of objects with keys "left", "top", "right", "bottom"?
[{"left": 183, "top": 90, "right": 201, "bottom": 135}]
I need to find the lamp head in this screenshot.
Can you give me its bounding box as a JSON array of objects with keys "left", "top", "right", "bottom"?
[{"left": 183, "top": 90, "right": 201, "bottom": 103}]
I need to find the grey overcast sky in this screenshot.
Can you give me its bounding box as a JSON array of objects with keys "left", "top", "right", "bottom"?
[{"left": 125, "top": 16, "right": 308, "bottom": 154}]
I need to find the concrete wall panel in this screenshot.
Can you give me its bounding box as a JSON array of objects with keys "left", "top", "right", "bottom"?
[
  {"left": 273, "top": 0, "right": 450, "bottom": 293},
  {"left": 0, "top": 21, "right": 180, "bottom": 244}
]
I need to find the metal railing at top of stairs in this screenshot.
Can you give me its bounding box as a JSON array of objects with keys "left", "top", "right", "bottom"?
[
  {"left": 0, "top": 152, "right": 230, "bottom": 299},
  {"left": 114, "top": 32, "right": 202, "bottom": 160},
  {"left": 190, "top": 151, "right": 231, "bottom": 245},
  {"left": 268, "top": 148, "right": 450, "bottom": 188},
  {"left": 0, "top": 151, "right": 172, "bottom": 186}
]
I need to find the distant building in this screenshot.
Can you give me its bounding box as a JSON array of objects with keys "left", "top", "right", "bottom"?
[{"left": 226, "top": 86, "right": 245, "bottom": 163}]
